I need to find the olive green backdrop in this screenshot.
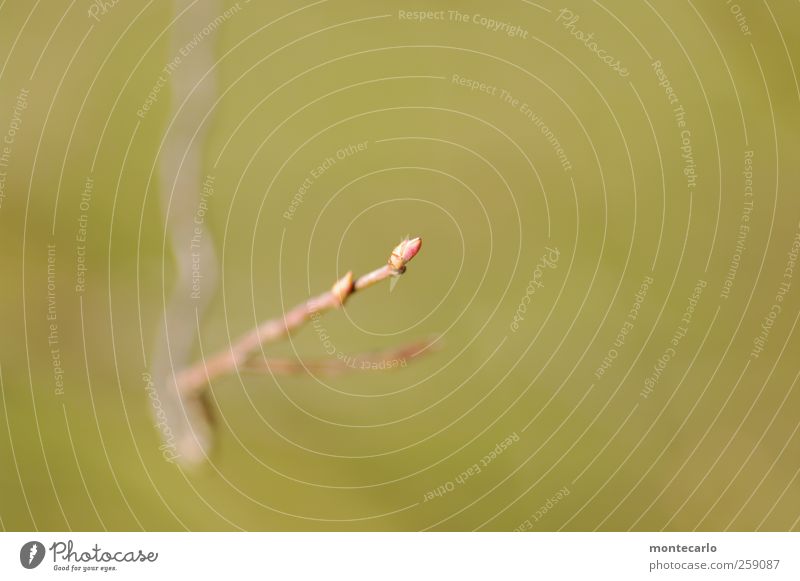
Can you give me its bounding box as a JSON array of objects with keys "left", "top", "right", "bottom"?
[{"left": 1, "top": 0, "right": 799, "bottom": 530}]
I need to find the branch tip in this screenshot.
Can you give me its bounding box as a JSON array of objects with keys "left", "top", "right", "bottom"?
[
  {"left": 388, "top": 236, "right": 422, "bottom": 272},
  {"left": 178, "top": 235, "right": 425, "bottom": 396}
]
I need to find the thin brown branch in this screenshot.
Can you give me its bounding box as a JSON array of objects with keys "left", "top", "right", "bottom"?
[
  {"left": 241, "top": 335, "right": 440, "bottom": 377},
  {"left": 176, "top": 237, "right": 423, "bottom": 395}
]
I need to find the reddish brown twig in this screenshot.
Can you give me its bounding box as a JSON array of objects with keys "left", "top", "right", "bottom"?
[
  {"left": 241, "top": 335, "right": 440, "bottom": 376},
  {"left": 176, "top": 237, "right": 422, "bottom": 396}
]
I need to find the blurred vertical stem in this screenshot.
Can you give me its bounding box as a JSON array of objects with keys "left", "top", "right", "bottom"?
[{"left": 150, "top": 0, "right": 220, "bottom": 465}]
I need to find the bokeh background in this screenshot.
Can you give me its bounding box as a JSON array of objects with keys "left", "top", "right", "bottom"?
[{"left": 1, "top": 0, "right": 799, "bottom": 531}]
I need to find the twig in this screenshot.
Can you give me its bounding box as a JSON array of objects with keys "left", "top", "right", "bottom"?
[
  {"left": 241, "top": 335, "right": 440, "bottom": 376},
  {"left": 176, "top": 237, "right": 423, "bottom": 396}
]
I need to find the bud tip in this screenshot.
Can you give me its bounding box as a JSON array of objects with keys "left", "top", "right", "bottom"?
[{"left": 389, "top": 236, "right": 422, "bottom": 271}]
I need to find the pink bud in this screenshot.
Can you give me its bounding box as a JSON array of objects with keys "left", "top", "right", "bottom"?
[{"left": 388, "top": 237, "right": 422, "bottom": 271}]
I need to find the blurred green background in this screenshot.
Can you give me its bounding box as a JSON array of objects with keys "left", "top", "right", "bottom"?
[{"left": 1, "top": 0, "right": 799, "bottom": 531}]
